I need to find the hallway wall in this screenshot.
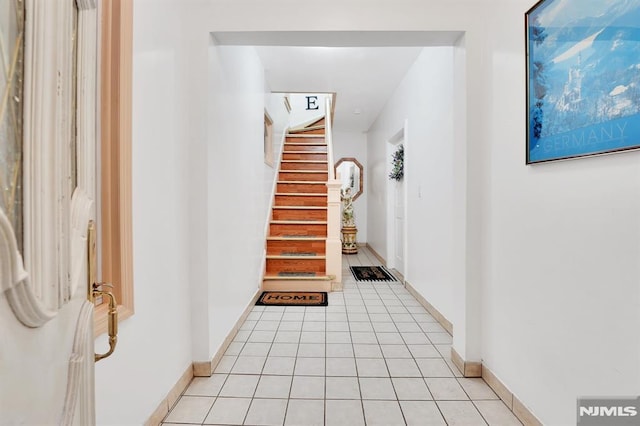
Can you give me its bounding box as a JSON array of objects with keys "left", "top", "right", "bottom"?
[
  {"left": 206, "top": 43, "right": 280, "bottom": 357},
  {"left": 333, "top": 131, "right": 368, "bottom": 244},
  {"left": 94, "top": 1, "right": 199, "bottom": 423},
  {"left": 479, "top": 2, "right": 640, "bottom": 424},
  {"left": 367, "top": 47, "right": 456, "bottom": 324},
  {"left": 94, "top": 1, "right": 640, "bottom": 425},
  {"left": 201, "top": 1, "right": 640, "bottom": 424}
]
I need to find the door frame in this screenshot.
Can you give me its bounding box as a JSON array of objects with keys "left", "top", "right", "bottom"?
[
  {"left": 386, "top": 121, "right": 408, "bottom": 279},
  {"left": 98, "top": 0, "right": 134, "bottom": 335}
]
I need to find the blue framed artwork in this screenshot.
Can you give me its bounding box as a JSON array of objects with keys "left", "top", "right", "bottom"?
[{"left": 526, "top": 0, "right": 640, "bottom": 164}]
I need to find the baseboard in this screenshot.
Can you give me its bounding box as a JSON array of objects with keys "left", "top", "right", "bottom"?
[
  {"left": 481, "top": 365, "right": 543, "bottom": 426},
  {"left": 382, "top": 262, "right": 541, "bottom": 425},
  {"left": 404, "top": 280, "right": 453, "bottom": 335},
  {"left": 193, "top": 288, "right": 262, "bottom": 377},
  {"left": 390, "top": 268, "right": 405, "bottom": 283},
  {"left": 365, "top": 243, "right": 386, "bottom": 265},
  {"left": 144, "top": 364, "right": 193, "bottom": 426},
  {"left": 450, "top": 347, "right": 482, "bottom": 378}
]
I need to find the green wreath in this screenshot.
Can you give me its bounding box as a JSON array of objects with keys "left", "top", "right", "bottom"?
[{"left": 389, "top": 144, "right": 404, "bottom": 181}]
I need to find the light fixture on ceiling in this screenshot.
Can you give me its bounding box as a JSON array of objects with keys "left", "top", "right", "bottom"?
[{"left": 353, "top": 108, "right": 361, "bottom": 115}]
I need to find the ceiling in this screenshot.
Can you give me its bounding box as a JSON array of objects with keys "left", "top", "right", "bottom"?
[
  {"left": 255, "top": 46, "right": 423, "bottom": 132},
  {"left": 213, "top": 31, "right": 462, "bottom": 133}
]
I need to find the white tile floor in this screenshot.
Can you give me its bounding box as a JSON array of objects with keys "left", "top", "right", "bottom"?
[{"left": 162, "top": 248, "right": 522, "bottom": 426}]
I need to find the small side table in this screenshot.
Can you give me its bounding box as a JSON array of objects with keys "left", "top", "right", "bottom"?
[{"left": 341, "top": 226, "right": 358, "bottom": 254}]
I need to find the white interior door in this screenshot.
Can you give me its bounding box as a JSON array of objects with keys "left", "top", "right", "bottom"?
[
  {"left": 0, "top": 0, "right": 99, "bottom": 424},
  {"left": 394, "top": 179, "right": 405, "bottom": 275}
]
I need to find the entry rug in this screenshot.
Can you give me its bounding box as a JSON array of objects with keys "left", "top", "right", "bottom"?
[
  {"left": 256, "top": 291, "right": 328, "bottom": 307},
  {"left": 350, "top": 265, "right": 397, "bottom": 282}
]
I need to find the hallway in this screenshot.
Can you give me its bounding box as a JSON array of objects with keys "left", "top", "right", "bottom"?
[{"left": 162, "top": 248, "right": 521, "bottom": 426}]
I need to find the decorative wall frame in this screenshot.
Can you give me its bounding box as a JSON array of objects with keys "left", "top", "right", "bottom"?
[
  {"left": 526, "top": 0, "right": 640, "bottom": 164},
  {"left": 335, "top": 157, "right": 364, "bottom": 201}
]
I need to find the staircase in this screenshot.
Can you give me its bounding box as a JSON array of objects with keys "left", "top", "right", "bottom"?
[{"left": 263, "top": 117, "right": 337, "bottom": 292}]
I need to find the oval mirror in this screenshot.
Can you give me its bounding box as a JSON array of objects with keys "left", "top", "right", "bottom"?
[{"left": 335, "top": 157, "right": 364, "bottom": 201}]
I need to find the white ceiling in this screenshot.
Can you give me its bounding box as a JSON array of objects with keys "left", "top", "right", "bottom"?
[
  {"left": 255, "top": 46, "right": 423, "bottom": 132},
  {"left": 213, "top": 31, "right": 462, "bottom": 133}
]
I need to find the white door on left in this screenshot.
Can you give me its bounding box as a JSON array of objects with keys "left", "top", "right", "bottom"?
[{"left": 0, "top": 0, "right": 100, "bottom": 424}]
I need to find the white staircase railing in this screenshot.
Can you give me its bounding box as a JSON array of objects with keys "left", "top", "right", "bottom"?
[{"left": 324, "top": 96, "right": 342, "bottom": 290}]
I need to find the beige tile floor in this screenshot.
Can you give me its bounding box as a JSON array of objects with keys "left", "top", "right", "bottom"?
[{"left": 162, "top": 247, "right": 522, "bottom": 426}]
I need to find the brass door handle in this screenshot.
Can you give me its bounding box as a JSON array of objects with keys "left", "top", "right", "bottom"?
[
  {"left": 87, "top": 221, "right": 119, "bottom": 362},
  {"left": 93, "top": 282, "right": 118, "bottom": 362}
]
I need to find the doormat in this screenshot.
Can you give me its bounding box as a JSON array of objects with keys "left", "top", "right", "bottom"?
[
  {"left": 350, "top": 266, "right": 397, "bottom": 282},
  {"left": 256, "top": 291, "right": 328, "bottom": 306}
]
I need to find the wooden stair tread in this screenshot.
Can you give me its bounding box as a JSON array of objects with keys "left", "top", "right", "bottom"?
[
  {"left": 271, "top": 220, "right": 328, "bottom": 224},
  {"left": 279, "top": 170, "right": 328, "bottom": 173},
  {"left": 263, "top": 274, "right": 333, "bottom": 281},
  {"left": 275, "top": 192, "right": 327, "bottom": 196},
  {"left": 277, "top": 180, "right": 325, "bottom": 184},
  {"left": 272, "top": 206, "right": 327, "bottom": 210},
  {"left": 289, "top": 125, "right": 325, "bottom": 133},
  {"left": 281, "top": 160, "right": 328, "bottom": 163},
  {"left": 284, "top": 142, "right": 327, "bottom": 145},
  {"left": 286, "top": 134, "right": 325, "bottom": 138},
  {"left": 283, "top": 151, "right": 327, "bottom": 155},
  {"left": 267, "top": 254, "right": 327, "bottom": 259},
  {"left": 267, "top": 236, "right": 325, "bottom": 241}
]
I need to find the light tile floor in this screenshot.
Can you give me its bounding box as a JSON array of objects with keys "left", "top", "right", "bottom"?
[{"left": 163, "top": 247, "right": 522, "bottom": 426}]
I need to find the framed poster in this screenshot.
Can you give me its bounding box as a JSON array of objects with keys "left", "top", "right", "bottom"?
[{"left": 526, "top": 0, "right": 640, "bottom": 164}]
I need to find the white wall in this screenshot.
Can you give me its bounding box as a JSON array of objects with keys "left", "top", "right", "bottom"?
[
  {"left": 481, "top": 2, "right": 640, "bottom": 424},
  {"left": 95, "top": 1, "right": 640, "bottom": 425},
  {"left": 206, "top": 44, "right": 277, "bottom": 357},
  {"left": 367, "top": 47, "right": 456, "bottom": 322},
  {"left": 201, "top": 1, "right": 640, "bottom": 424},
  {"left": 334, "top": 131, "right": 368, "bottom": 243},
  {"left": 95, "top": 2, "right": 281, "bottom": 424},
  {"left": 94, "top": 1, "right": 199, "bottom": 423},
  {"left": 288, "top": 93, "right": 328, "bottom": 128},
  {"left": 265, "top": 92, "right": 291, "bottom": 224}
]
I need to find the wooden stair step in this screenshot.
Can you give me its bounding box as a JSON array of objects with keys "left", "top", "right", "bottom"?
[
  {"left": 269, "top": 221, "right": 327, "bottom": 237},
  {"left": 266, "top": 257, "right": 325, "bottom": 274},
  {"left": 282, "top": 152, "right": 327, "bottom": 161},
  {"left": 263, "top": 274, "right": 332, "bottom": 281},
  {"left": 278, "top": 171, "right": 328, "bottom": 182},
  {"left": 277, "top": 181, "right": 326, "bottom": 184},
  {"left": 285, "top": 135, "right": 325, "bottom": 143},
  {"left": 283, "top": 144, "right": 327, "bottom": 152},
  {"left": 261, "top": 276, "right": 332, "bottom": 292},
  {"left": 266, "top": 236, "right": 326, "bottom": 255},
  {"left": 267, "top": 254, "right": 327, "bottom": 259},
  {"left": 276, "top": 181, "right": 327, "bottom": 193},
  {"left": 291, "top": 128, "right": 325, "bottom": 135},
  {"left": 275, "top": 193, "right": 327, "bottom": 206},
  {"left": 272, "top": 207, "right": 327, "bottom": 221},
  {"left": 289, "top": 125, "right": 325, "bottom": 135},
  {"left": 270, "top": 220, "right": 328, "bottom": 224},
  {"left": 284, "top": 141, "right": 327, "bottom": 146},
  {"left": 267, "top": 236, "right": 326, "bottom": 241},
  {"left": 280, "top": 160, "right": 327, "bottom": 171},
  {"left": 272, "top": 206, "right": 328, "bottom": 210}
]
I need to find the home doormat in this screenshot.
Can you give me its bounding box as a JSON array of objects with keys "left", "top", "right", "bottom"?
[
  {"left": 256, "top": 291, "right": 328, "bottom": 306},
  {"left": 350, "top": 266, "right": 397, "bottom": 282}
]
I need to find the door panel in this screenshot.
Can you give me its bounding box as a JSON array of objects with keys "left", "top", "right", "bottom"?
[
  {"left": 394, "top": 180, "right": 405, "bottom": 275},
  {"left": 0, "top": 0, "right": 99, "bottom": 424}
]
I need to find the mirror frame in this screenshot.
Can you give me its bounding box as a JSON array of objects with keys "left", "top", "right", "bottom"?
[{"left": 335, "top": 157, "right": 364, "bottom": 201}]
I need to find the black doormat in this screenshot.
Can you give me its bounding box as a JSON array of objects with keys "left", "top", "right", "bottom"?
[
  {"left": 256, "top": 291, "right": 328, "bottom": 306},
  {"left": 350, "top": 266, "right": 397, "bottom": 282}
]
